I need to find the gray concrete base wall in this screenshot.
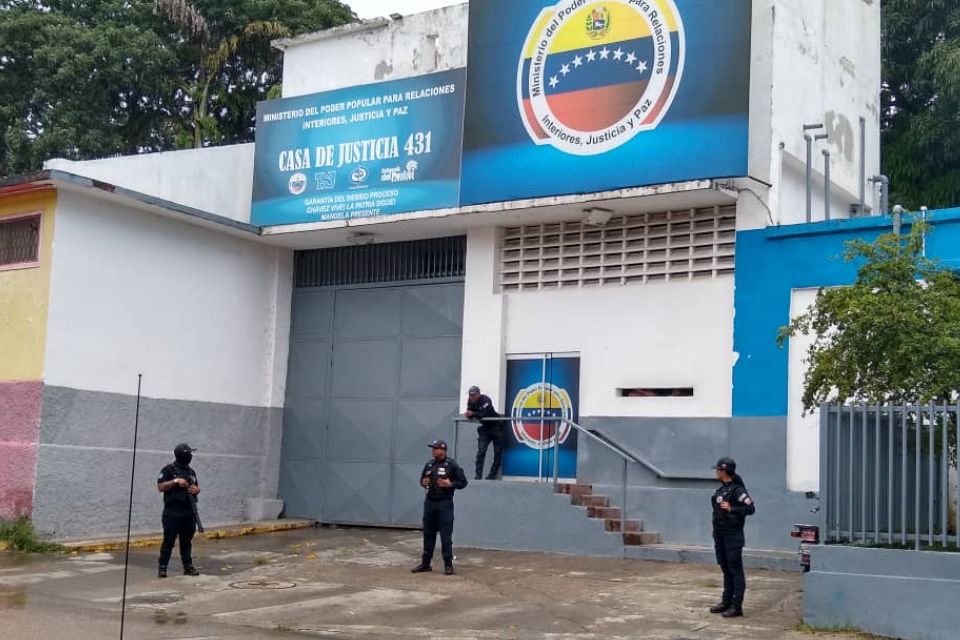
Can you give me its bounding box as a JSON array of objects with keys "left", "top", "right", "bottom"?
[
  {"left": 805, "top": 545, "right": 960, "bottom": 640},
  {"left": 456, "top": 480, "right": 624, "bottom": 557},
  {"left": 579, "top": 416, "right": 818, "bottom": 550},
  {"left": 32, "top": 386, "right": 284, "bottom": 539}
]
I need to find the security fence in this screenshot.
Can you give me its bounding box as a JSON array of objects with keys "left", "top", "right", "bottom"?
[{"left": 821, "top": 403, "right": 960, "bottom": 549}]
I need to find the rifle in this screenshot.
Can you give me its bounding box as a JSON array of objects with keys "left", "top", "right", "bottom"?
[
  {"left": 189, "top": 491, "right": 205, "bottom": 534},
  {"left": 174, "top": 465, "right": 204, "bottom": 533}
]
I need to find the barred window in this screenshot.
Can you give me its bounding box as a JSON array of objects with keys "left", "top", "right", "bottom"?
[
  {"left": 499, "top": 206, "right": 736, "bottom": 292},
  {"left": 0, "top": 214, "right": 41, "bottom": 269}
]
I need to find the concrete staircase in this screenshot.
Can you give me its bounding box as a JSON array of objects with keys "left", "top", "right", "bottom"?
[{"left": 555, "top": 482, "right": 660, "bottom": 546}]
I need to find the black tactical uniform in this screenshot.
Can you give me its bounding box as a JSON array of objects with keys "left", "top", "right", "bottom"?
[
  {"left": 710, "top": 457, "right": 755, "bottom": 617},
  {"left": 467, "top": 387, "right": 505, "bottom": 480},
  {"left": 157, "top": 443, "right": 200, "bottom": 577},
  {"left": 413, "top": 440, "right": 468, "bottom": 575}
]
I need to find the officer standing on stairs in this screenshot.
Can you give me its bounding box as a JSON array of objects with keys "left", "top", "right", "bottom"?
[
  {"left": 156, "top": 443, "right": 201, "bottom": 578},
  {"left": 412, "top": 440, "right": 468, "bottom": 575},
  {"left": 710, "top": 457, "right": 755, "bottom": 618},
  {"left": 465, "top": 385, "right": 505, "bottom": 480}
]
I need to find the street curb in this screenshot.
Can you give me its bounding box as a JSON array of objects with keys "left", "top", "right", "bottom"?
[
  {"left": 61, "top": 519, "right": 316, "bottom": 553},
  {"left": 625, "top": 544, "right": 802, "bottom": 572}
]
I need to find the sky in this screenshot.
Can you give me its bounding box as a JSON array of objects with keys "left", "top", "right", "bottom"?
[{"left": 348, "top": 0, "right": 458, "bottom": 19}]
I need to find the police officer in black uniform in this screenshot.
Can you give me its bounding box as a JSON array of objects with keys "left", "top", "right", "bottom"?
[
  {"left": 412, "top": 440, "right": 468, "bottom": 575},
  {"left": 466, "top": 386, "right": 505, "bottom": 480},
  {"left": 710, "top": 457, "right": 755, "bottom": 618},
  {"left": 156, "top": 443, "right": 201, "bottom": 578}
]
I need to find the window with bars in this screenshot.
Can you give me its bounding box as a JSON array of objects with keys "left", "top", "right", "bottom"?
[
  {"left": 295, "top": 236, "right": 466, "bottom": 288},
  {"left": 499, "top": 206, "right": 736, "bottom": 292},
  {"left": 0, "top": 214, "right": 41, "bottom": 269}
]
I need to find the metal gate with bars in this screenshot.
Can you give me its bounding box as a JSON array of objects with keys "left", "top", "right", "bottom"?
[
  {"left": 280, "top": 237, "right": 466, "bottom": 527},
  {"left": 821, "top": 403, "right": 960, "bottom": 549}
]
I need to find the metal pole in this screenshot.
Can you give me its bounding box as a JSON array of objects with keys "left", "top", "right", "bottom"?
[
  {"left": 805, "top": 135, "right": 814, "bottom": 223},
  {"left": 538, "top": 356, "right": 546, "bottom": 483},
  {"left": 819, "top": 404, "right": 830, "bottom": 540},
  {"left": 874, "top": 404, "right": 880, "bottom": 542},
  {"left": 955, "top": 400, "right": 959, "bottom": 547},
  {"left": 834, "top": 404, "right": 841, "bottom": 540},
  {"left": 848, "top": 404, "right": 854, "bottom": 541},
  {"left": 916, "top": 404, "right": 922, "bottom": 551},
  {"left": 887, "top": 405, "right": 894, "bottom": 544},
  {"left": 942, "top": 402, "right": 949, "bottom": 547},
  {"left": 120, "top": 374, "right": 143, "bottom": 640},
  {"left": 861, "top": 404, "right": 867, "bottom": 541},
  {"left": 553, "top": 418, "right": 561, "bottom": 488},
  {"left": 803, "top": 124, "right": 825, "bottom": 223},
  {"left": 823, "top": 149, "right": 832, "bottom": 222},
  {"left": 929, "top": 402, "right": 935, "bottom": 547},
  {"left": 901, "top": 405, "right": 907, "bottom": 545},
  {"left": 921, "top": 207, "right": 929, "bottom": 257},
  {"left": 621, "top": 459, "right": 627, "bottom": 539},
  {"left": 859, "top": 116, "right": 867, "bottom": 215}
]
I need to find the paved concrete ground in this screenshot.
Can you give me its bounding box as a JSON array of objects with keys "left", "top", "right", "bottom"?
[{"left": 0, "top": 527, "right": 867, "bottom": 640}]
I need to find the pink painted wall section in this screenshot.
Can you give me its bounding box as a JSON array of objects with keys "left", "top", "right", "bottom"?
[{"left": 0, "top": 380, "right": 42, "bottom": 518}]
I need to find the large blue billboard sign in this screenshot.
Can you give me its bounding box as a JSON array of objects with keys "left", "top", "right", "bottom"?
[
  {"left": 461, "top": 0, "right": 752, "bottom": 205},
  {"left": 252, "top": 68, "right": 466, "bottom": 226}
]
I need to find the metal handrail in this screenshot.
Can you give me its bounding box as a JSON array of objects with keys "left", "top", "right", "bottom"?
[
  {"left": 452, "top": 415, "right": 714, "bottom": 543},
  {"left": 451, "top": 417, "right": 712, "bottom": 481}
]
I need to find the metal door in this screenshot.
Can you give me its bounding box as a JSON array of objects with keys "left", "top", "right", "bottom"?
[{"left": 280, "top": 281, "right": 464, "bottom": 526}]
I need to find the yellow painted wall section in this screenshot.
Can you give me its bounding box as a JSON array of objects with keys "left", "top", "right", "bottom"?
[{"left": 0, "top": 190, "right": 57, "bottom": 381}]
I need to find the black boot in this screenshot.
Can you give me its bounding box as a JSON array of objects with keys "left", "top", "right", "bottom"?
[
  {"left": 444, "top": 564, "right": 455, "bottom": 575},
  {"left": 709, "top": 601, "right": 730, "bottom": 614},
  {"left": 158, "top": 566, "right": 168, "bottom": 579},
  {"left": 183, "top": 565, "right": 200, "bottom": 576},
  {"left": 410, "top": 564, "right": 432, "bottom": 573},
  {"left": 721, "top": 605, "right": 743, "bottom": 618}
]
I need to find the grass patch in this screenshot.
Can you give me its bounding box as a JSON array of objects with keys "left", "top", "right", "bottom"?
[
  {"left": 0, "top": 518, "right": 64, "bottom": 553},
  {"left": 796, "top": 623, "right": 887, "bottom": 638}
]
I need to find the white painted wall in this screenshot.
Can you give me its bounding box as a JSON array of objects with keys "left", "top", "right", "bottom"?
[
  {"left": 280, "top": 4, "right": 468, "bottom": 97},
  {"left": 45, "top": 144, "right": 256, "bottom": 224},
  {"left": 767, "top": 0, "right": 882, "bottom": 226},
  {"left": 460, "top": 227, "right": 735, "bottom": 418},
  {"left": 787, "top": 287, "right": 821, "bottom": 491},
  {"left": 44, "top": 190, "right": 292, "bottom": 408},
  {"left": 459, "top": 227, "right": 506, "bottom": 408}
]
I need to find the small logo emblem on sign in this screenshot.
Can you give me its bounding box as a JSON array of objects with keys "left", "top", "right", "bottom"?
[{"left": 288, "top": 172, "right": 307, "bottom": 196}]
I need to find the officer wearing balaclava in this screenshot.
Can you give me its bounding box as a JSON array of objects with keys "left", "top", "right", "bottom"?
[{"left": 156, "top": 443, "right": 201, "bottom": 578}]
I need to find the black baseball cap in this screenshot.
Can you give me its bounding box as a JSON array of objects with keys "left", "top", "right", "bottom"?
[
  {"left": 714, "top": 457, "right": 736, "bottom": 472},
  {"left": 427, "top": 439, "right": 448, "bottom": 450},
  {"left": 174, "top": 443, "right": 196, "bottom": 455},
  {"left": 468, "top": 386, "right": 481, "bottom": 395}
]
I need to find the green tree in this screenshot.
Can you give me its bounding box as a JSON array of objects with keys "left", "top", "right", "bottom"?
[
  {"left": 882, "top": 0, "right": 960, "bottom": 209},
  {"left": 0, "top": 0, "right": 179, "bottom": 175},
  {"left": 779, "top": 219, "right": 960, "bottom": 411},
  {"left": 0, "top": 0, "right": 353, "bottom": 175}
]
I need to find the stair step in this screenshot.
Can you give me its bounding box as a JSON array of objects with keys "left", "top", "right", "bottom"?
[
  {"left": 555, "top": 483, "right": 593, "bottom": 496},
  {"left": 623, "top": 531, "right": 660, "bottom": 546},
  {"left": 574, "top": 495, "right": 611, "bottom": 508},
  {"left": 587, "top": 506, "right": 621, "bottom": 520},
  {"left": 604, "top": 519, "right": 643, "bottom": 533}
]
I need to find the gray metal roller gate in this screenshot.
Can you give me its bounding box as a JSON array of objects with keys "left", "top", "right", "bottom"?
[{"left": 279, "top": 237, "right": 465, "bottom": 527}]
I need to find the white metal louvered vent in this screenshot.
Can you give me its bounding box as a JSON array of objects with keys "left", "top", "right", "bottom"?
[{"left": 499, "top": 205, "right": 736, "bottom": 292}]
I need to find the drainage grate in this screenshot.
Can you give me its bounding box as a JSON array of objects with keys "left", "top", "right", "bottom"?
[{"left": 229, "top": 580, "right": 296, "bottom": 590}]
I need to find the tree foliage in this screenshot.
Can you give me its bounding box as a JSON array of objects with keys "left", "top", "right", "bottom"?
[
  {"left": 0, "top": 0, "right": 353, "bottom": 175},
  {"left": 882, "top": 0, "right": 960, "bottom": 209},
  {"left": 779, "top": 219, "right": 960, "bottom": 411}
]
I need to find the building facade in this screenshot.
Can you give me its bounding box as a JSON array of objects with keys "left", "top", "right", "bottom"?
[{"left": 0, "top": 1, "right": 899, "bottom": 550}]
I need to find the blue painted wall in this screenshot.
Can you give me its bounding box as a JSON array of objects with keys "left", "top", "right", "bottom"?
[{"left": 732, "top": 208, "right": 960, "bottom": 418}]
